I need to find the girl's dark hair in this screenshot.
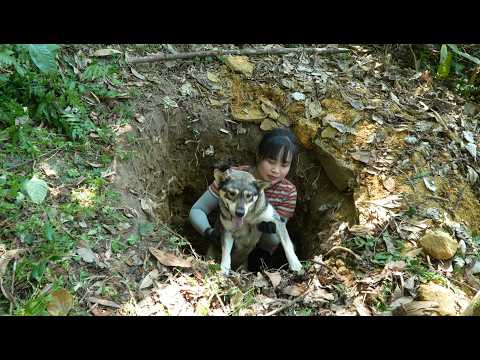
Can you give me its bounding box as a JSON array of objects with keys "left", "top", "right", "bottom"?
[{"left": 257, "top": 128, "right": 299, "bottom": 164}]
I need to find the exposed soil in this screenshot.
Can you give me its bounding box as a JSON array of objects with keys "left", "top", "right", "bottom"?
[{"left": 113, "top": 99, "right": 356, "bottom": 264}]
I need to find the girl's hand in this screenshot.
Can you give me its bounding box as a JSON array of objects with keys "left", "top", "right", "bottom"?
[
  {"left": 204, "top": 227, "right": 221, "bottom": 246},
  {"left": 258, "top": 221, "right": 276, "bottom": 234}
]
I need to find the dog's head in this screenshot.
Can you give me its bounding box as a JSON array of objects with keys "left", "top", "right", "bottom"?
[{"left": 214, "top": 169, "right": 270, "bottom": 228}]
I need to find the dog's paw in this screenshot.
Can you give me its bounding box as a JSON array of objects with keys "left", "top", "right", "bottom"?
[
  {"left": 289, "top": 260, "right": 304, "bottom": 275},
  {"left": 221, "top": 267, "right": 231, "bottom": 277}
]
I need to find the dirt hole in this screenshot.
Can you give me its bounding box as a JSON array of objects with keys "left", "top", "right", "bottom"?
[{"left": 117, "top": 104, "right": 358, "bottom": 267}]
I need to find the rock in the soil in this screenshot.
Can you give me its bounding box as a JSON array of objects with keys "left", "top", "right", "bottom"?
[
  {"left": 419, "top": 229, "right": 458, "bottom": 260},
  {"left": 260, "top": 118, "right": 279, "bottom": 131},
  {"left": 417, "top": 282, "right": 459, "bottom": 316},
  {"left": 293, "top": 118, "right": 321, "bottom": 149},
  {"left": 231, "top": 105, "right": 266, "bottom": 123},
  {"left": 224, "top": 56, "right": 254, "bottom": 77},
  {"left": 313, "top": 138, "right": 356, "bottom": 191},
  {"left": 321, "top": 126, "right": 338, "bottom": 139}
]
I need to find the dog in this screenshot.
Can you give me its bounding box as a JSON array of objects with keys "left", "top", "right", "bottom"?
[{"left": 207, "top": 168, "right": 303, "bottom": 276}]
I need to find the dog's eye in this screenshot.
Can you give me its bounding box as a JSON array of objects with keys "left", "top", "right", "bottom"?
[
  {"left": 245, "top": 193, "right": 252, "bottom": 200},
  {"left": 227, "top": 191, "right": 236, "bottom": 198}
]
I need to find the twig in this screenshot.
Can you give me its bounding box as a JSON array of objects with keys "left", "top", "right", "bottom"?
[
  {"left": 325, "top": 246, "right": 362, "bottom": 261},
  {"left": 127, "top": 47, "right": 350, "bottom": 65},
  {"left": 265, "top": 289, "right": 312, "bottom": 316},
  {"left": 449, "top": 277, "right": 479, "bottom": 293},
  {"left": 310, "top": 259, "right": 343, "bottom": 281},
  {"left": 215, "top": 293, "right": 228, "bottom": 315},
  {"left": 9, "top": 259, "right": 17, "bottom": 315},
  {"left": 87, "top": 296, "right": 121, "bottom": 309}
]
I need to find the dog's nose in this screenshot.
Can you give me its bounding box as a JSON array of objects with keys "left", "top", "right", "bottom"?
[{"left": 235, "top": 208, "right": 245, "bottom": 217}]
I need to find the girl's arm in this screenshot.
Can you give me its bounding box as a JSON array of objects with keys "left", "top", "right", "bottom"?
[{"left": 189, "top": 190, "right": 219, "bottom": 235}]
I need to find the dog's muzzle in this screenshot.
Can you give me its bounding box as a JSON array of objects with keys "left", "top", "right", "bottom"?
[{"left": 233, "top": 208, "right": 245, "bottom": 228}]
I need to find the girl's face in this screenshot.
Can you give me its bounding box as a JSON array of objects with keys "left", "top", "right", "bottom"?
[{"left": 256, "top": 151, "right": 292, "bottom": 185}]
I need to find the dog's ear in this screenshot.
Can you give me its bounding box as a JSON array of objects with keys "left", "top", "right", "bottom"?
[
  {"left": 255, "top": 180, "right": 270, "bottom": 192},
  {"left": 214, "top": 169, "right": 228, "bottom": 185}
]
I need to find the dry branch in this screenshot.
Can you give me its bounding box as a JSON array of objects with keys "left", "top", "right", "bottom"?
[
  {"left": 265, "top": 289, "right": 312, "bottom": 316},
  {"left": 127, "top": 47, "right": 350, "bottom": 65}
]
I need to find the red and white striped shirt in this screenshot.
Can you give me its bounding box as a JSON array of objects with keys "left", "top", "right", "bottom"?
[{"left": 208, "top": 165, "right": 297, "bottom": 219}]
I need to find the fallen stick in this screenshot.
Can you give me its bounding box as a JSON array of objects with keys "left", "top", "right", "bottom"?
[
  {"left": 127, "top": 47, "right": 350, "bottom": 65},
  {"left": 265, "top": 289, "right": 312, "bottom": 316},
  {"left": 87, "top": 296, "right": 121, "bottom": 309},
  {"left": 325, "top": 246, "right": 362, "bottom": 261}
]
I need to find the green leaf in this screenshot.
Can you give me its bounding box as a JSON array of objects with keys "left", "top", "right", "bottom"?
[
  {"left": 447, "top": 44, "right": 480, "bottom": 65},
  {"left": 43, "top": 222, "right": 55, "bottom": 241},
  {"left": 22, "top": 175, "right": 48, "bottom": 204},
  {"left": 19, "top": 232, "right": 35, "bottom": 245},
  {"left": 0, "top": 48, "right": 16, "bottom": 66},
  {"left": 31, "top": 261, "right": 46, "bottom": 282},
  {"left": 127, "top": 232, "right": 140, "bottom": 246},
  {"left": 437, "top": 44, "right": 452, "bottom": 79},
  {"left": 139, "top": 222, "right": 154, "bottom": 237},
  {"left": 27, "top": 44, "right": 59, "bottom": 74}
]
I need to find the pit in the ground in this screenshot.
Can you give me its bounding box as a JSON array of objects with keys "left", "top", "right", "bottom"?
[{"left": 119, "top": 106, "right": 357, "bottom": 267}]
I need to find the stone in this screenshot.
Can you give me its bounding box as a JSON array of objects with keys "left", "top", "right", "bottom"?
[
  {"left": 293, "top": 118, "right": 321, "bottom": 149},
  {"left": 321, "top": 126, "right": 338, "bottom": 139},
  {"left": 224, "top": 56, "right": 254, "bottom": 77},
  {"left": 417, "top": 282, "right": 458, "bottom": 316},
  {"left": 231, "top": 106, "right": 266, "bottom": 123},
  {"left": 419, "top": 229, "right": 458, "bottom": 260},
  {"left": 260, "top": 118, "right": 278, "bottom": 131},
  {"left": 313, "top": 139, "right": 356, "bottom": 192}
]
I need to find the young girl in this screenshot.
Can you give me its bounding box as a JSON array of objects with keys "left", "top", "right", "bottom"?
[{"left": 189, "top": 128, "right": 299, "bottom": 271}]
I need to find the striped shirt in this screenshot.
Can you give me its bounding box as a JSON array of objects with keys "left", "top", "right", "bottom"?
[{"left": 208, "top": 165, "right": 297, "bottom": 219}]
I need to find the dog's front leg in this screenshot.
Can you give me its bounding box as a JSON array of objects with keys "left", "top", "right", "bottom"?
[
  {"left": 220, "top": 231, "right": 235, "bottom": 276},
  {"left": 276, "top": 221, "right": 303, "bottom": 274}
]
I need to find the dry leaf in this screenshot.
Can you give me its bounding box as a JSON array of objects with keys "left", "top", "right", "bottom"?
[
  {"left": 130, "top": 67, "right": 146, "bottom": 80},
  {"left": 224, "top": 56, "right": 254, "bottom": 77},
  {"left": 353, "top": 296, "right": 371, "bottom": 316},
  {"left": 76, "top": 247, "right": 97, "bottom": 264},
  {"left": 47, "top": 289, "right": 74, "bottom": 316},
  {"left": 282, "top": 283, "right": 307, "bottom": 297},
  {"left": 40, "top": 163, "right": 58, "bottom": 178},
  {"left": 423, "top": 177, "right": 437, "bottom": 193},
  {"left": 394, "top": 300, "right": 439, "bottom": 316},
  {"left": 134, "top": 113, "right": 145, "bottom": 123},
  {"left": 291, "top": 92, "right": 305, "bottom": 101},
  {"left": 139, "top": 269, "right": 160, "bottom": 290},
  {"left": 307, "top": 100, "right": 323, "bottom": 119},
  {"left": 93, "top": 48, "right": 122, "bottom": 57},
  {"left": 351, "top": 151, "right": 371, "bottom": 164},
  {"left": 90, "top": 307, "right": 112, "bottom": 316},
  {"left": 261, "top": 103, "right": 280, "bottom": 120},
  {"left": 88, "top": 297, "right": 121, "bottom": 309},
  {"left": 140, "top": 197, "right": 156, "bottom": 219},
  {"left": 382, "top": 177, "right": 396, "bottom": 192},
  {"left": 207, "top": 71, "right": 220, "bottom": 83},
  {"left": 87, "top": 162, "right": 103, "bottom": 168},
  {"left": 305, "top": 288, "right": 334, "bottom": 303},
  {"left": 253, "top": 273, "right": 269, "bottom": 288},
  {"left": 149, "top": 247, "right": 192, "bottom": 268},
  {"left": 264, "top": 271, "right": 282, "bottom": 288}
]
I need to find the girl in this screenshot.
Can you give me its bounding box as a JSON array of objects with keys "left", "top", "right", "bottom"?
[{"left": 189, "top": 128, "right": 299, "bottom": 271}]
